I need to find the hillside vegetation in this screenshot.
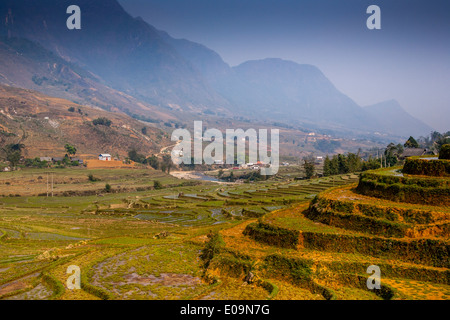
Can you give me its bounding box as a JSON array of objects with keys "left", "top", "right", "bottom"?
[{"left": 0, "top": 85, "right": 170, "bottom": 159}]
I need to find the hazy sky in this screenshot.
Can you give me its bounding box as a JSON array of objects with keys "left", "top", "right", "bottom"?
[{"left": 118, "top": 0, "right": 450, "bottom": 133}]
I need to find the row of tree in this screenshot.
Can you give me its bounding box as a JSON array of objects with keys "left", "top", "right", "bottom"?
[
  {"left": 321, "top": 153, "right": 381, "bottom": 177},
  {"left": 417, "top": 131, "right": 450, "bottom": 152},
  {"left": 127, "top": 149, "right": 173, "bottom": 173}
]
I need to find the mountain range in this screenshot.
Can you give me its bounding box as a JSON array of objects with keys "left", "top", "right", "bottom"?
[{"left": 0, "top": 0, "right": 434, "bottom": 139}]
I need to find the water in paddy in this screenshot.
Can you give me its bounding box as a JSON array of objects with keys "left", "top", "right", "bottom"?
[
  {"left": 134, "top": 211, "right": 216, "bottom": 227},
  {"left": 189, "top": 172, "right": 223, "bottom": 182},
  {"left": 210, "top": 209, "right": 228, "bottom": 224}
]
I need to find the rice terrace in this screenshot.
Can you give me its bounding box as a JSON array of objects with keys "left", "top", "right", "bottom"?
[
  {"left": 0, "top": 0, "right": 449, "bottom": 307},
  {"left": 0, "top": 152, "right": 449, "bottom": 301}
]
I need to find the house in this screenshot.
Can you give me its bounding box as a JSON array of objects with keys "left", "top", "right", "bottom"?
[
  {"left": 39, "top": 157, "right": 52, "bottom": 162},
  {"left": 52, "top": 157, "right": 64, "bottom": 163},
  {"left": 70, "top": 157, "right": 84, "bottom": 165},
  {"left": 98, "top": 154, "right": 112, "bottom": 161},
  {"left": 399, "top": 148, "right": 431, "bottom": 160}
]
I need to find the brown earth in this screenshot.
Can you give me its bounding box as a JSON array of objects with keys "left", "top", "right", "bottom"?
[{"left": 0, "top": 85, "right": 172, "bottom": 159}]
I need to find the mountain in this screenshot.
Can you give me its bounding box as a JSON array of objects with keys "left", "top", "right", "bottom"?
[
  {"left": 0, "top": 36, "right": 175, "bottom": 123},
  {"left": 0, "top": 0, "right": 231, "bottom": 113},
  {"left": 0, "top": 0, "right": 433, "bottom": 139},
  {"left": 211, "top": 58, "right": 375, "bottom": 131},
  {"left": 157, "top": 29, "right": 232, "bottom": 83},
  {"left": 363, "top": 100, "right": 433, "bottom": 138},
  {"left": 0, "top": 84, "right": 169, "bottom": 158}
]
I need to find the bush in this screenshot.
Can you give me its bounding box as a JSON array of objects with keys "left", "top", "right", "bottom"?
[
  {"left": 104, "top": 184, "right": 112, "bottom": 193},
  {"left": 92, "top": 117, "right": 112, "bottom": 127},
  {"left": 439, "top": 144, "right": 450, "bottom": 160},
  {"left": 403, "top": 158, "right": 450, "bottom": 176},
  {"left": 153, "top": 180, "right": 163, "bottom": 190},
  {"left": 88, "top": 174, "right": 100, "bottom": 182}
]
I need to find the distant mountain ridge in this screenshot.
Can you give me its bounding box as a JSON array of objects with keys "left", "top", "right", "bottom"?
[
  {"left": 363, "top": 100, "right": 433, "bottom": 137},
  {"left": 0, "top": 0, "right": 434, "bottom": 138}
]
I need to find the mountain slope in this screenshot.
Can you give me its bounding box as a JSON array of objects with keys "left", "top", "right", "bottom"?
[
  {"left": 0, "top": 0, "right": 230, "bottom": 112},
  {"left": 363, "top": 100, "right": 433, "bottom": 137},
  {"left": 0, "top": 0, "right": 433, "bottom": 138},
  {"left": 211, "top": 58, "right": 374, "bottom": 131},
  {"left": 0, "top": 84, "right": 169, "bottom": 158},
  {"left": 0, "top": 36, "right": 174, "bottom": 123}
]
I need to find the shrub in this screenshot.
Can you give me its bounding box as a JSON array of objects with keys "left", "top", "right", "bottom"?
[
  {"left": 88, "top": 174, "right": 100, "bottom": 182},
  {"left": 153, "top": 180, "right": 163, "bottom": 190},
  {"left": 439, "top": 144, "right": 450, "bottom": 160},
  {"left": 403, "top": 158, "right": 450, "bottom": 176},
  {"left": 92, "top": 117, "right": 112, "bottom": 127},
  {"left": 104, "top": 184, "right": 112, "bottom": 193}
]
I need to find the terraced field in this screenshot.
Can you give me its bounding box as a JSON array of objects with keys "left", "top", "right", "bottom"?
[
  {"left": 225, "top": 166, "right": 449, "bottom": 300},
  {"left": 0, "top": 168, "right": 361, "bottom": 300},
  {"left": 2, "top": 164, "right": 448, "bottom": 300}
]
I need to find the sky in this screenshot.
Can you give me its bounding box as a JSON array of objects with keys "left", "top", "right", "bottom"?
[{"left": 118, "top": 0, "right": 450, "bottom": 133}]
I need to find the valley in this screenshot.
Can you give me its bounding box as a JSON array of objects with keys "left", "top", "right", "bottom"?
[
  {"left": 0, "top": 0, "right": 448, "bottom": 304},
  {"left": 0, "top": 160, "right": 448, "bottom": 300}
]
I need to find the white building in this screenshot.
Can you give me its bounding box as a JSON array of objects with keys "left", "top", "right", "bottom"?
[{"left": 99, "top": 154, "right": 112, "bottom": 161}]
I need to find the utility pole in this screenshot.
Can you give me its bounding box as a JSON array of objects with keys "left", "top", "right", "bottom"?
[
  {"left": 51, "top": 172, "right": 54, "bottom": 197},
  {"left": 47, "top": 172, "right": 49, "bottom": 197}
]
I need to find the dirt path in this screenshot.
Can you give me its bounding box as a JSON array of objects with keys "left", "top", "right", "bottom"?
[{"left": 170, "top": 171, "right": 232, "bottom": 185}]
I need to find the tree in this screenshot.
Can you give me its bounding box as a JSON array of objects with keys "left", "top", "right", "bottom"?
[
  {"left": 439, "top": 144, "right": 450, "bottom": 160},
  {"left": 65, "top": 144, "right": 77, "bottom": 157},
  {"left": 404, "top": 136, "right": 419, "bottom": 148},
  {"left": 323, "top": 155, "right": 332, "bottom": 177},
  {"left": 431, "top": 131, "right": 443, "bottom": 143},
  {"left": 436, "top": 136, "right": 450, "bottom": 152},
  {"left": 92, "top": 117, "right": 112, "bottom": 127},
  {"left": 145, "top": 155, "right": 159, "bottom": 170},
  {"left": 361, "top": 156, "right": 382, "bottom": 171},
  {"left": 347, "top": 153, "right": 361, "bottom": 173},
  {"left": 161, "top": 154, "right": 173, "bottom": 174},
  {"left": 329, "top": 156, "right": 339, "bottom": 175},
  {"left": 337, "top": 154, "right": 349, "bottom": 174},
  {"left": 141, "top": 127, "right": 147, "bottom": 135},
  {"left": 384, "top": 143, "right": 401, "bottom": 167},
  {"left": 2, "top": 144, "right": 25, "bottom": 169},
  {"left": 128, "top": 149, "right": 146, "bottom": 164},
  {"left": 303, "top": 155, "right": 316, "bottom": 179}
]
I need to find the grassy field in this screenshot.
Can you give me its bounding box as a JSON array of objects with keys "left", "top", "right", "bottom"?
[{"left": 0, "top": 166, "right": 448, "bottom": 300}]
